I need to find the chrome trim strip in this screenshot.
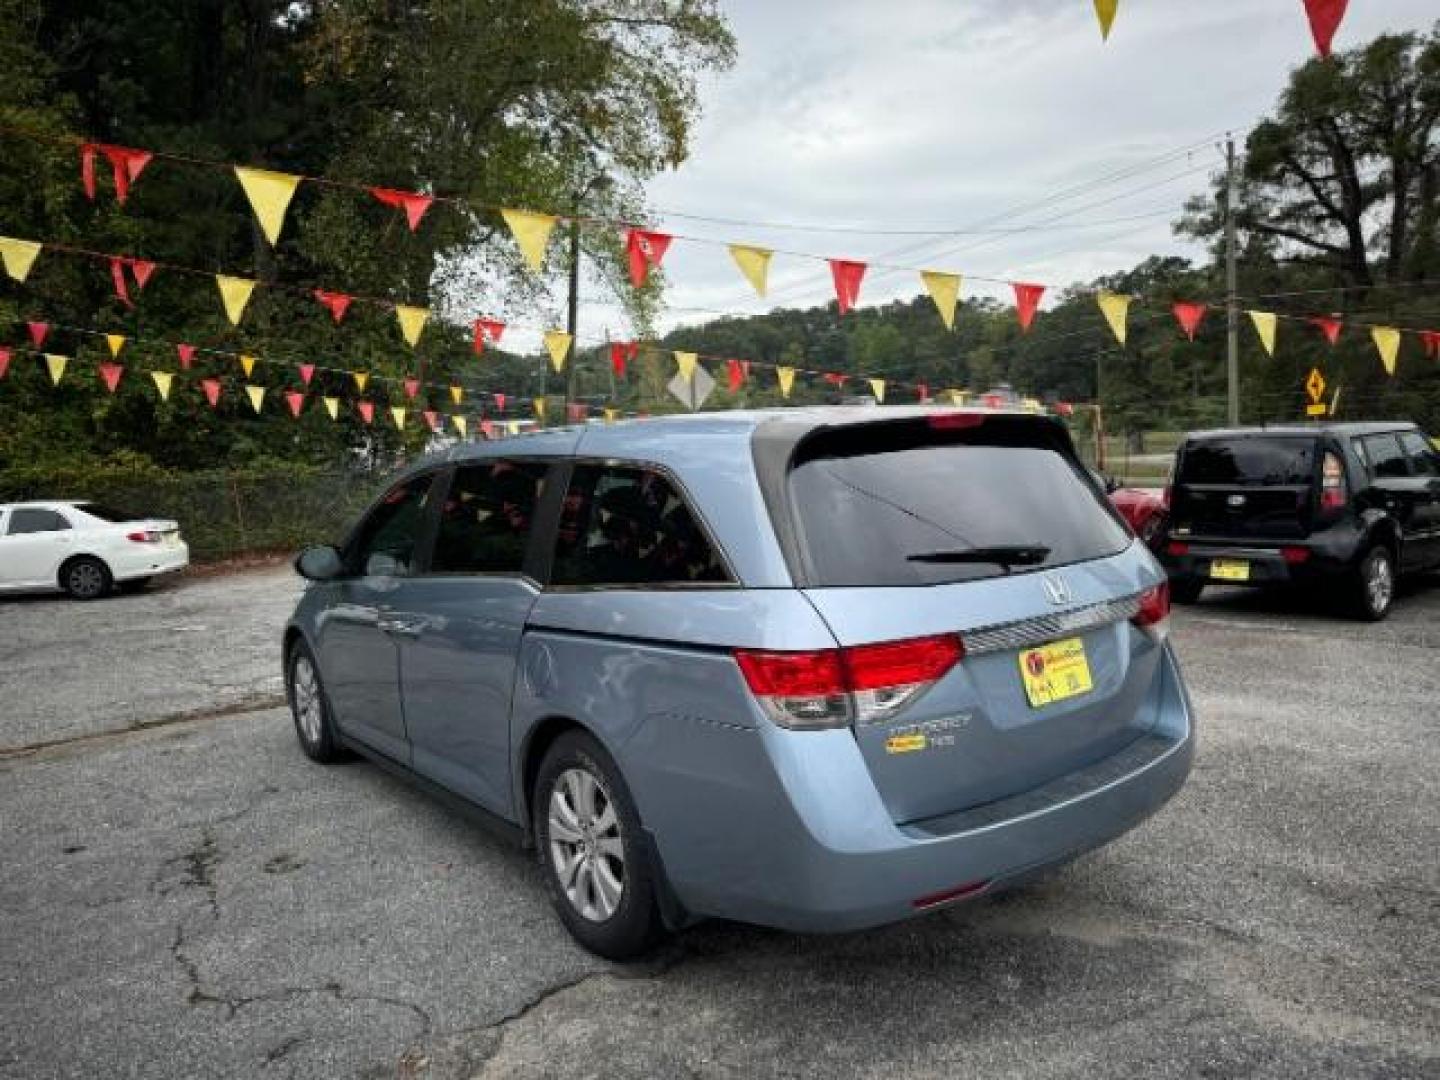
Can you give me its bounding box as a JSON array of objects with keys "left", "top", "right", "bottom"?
[{"left": 964, "top": 594, "right": 1142, "bottom": 655}]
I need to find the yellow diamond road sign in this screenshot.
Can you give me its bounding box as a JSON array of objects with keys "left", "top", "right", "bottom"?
[{"left": 1305, "top": 368, "right": 1326, "bottom": 403}]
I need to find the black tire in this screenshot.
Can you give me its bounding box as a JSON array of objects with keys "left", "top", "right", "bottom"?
[
  {"left": 119, "top": 577, "right": 152, "bottom": 594},
  {"left": 1170, "top": 577, "right": 1205, "bottom": 605},
  {"left": 286, "top": 640, "right": 345, "bottom": 762},
  {"left": 1349, "top": 545, "right": 1395, "bottom": 622},
  {"left": 532, "top": 730, "right": 664, "bottom": 961},
  {"left": 61, "top": 556, "right": 112, "bottom": 600}
]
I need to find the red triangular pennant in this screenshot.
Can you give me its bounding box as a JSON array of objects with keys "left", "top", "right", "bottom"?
[
  {"left": 285, "top": 390, "right": 305, "bottom": 418},
  {"left": 829, "top": 259, "right": 867, "bottom": 315},
  {"left": 201, "top": 377, "right": 222, "bottom": 408},
  {"left": 473, "top": 318, "right": 506, "bottom": 354},
  {"left": 298, "top": 363, "right": 315, "bottom": 386},
  {"left": 1303, "top": 0, "right": 1348, "bottom": 58},
  {"left": 130, "top": 259, "right": 156, "bottom": 290},
  {"left": 403, "top": 377, "right": 420, "bottom": 400},
  {"left": 110, "top": 258, "right": 134, "bottom": 308},
  {"left": 494, "top": 392, "right": 507, "bottom": 412},
  {"left": 824, "top": 372, "right": 848, "bottom": 388},
  {"left": 370, "top": 187, "right": 434, "bottom": 231},
  {"left": 1013, "top": 283, "right": 1046, "bottom": 331},
  {"left": 567, "top": 402, "right": 587, "bottom": 423},
  {"left": 916, "top": 382, "right": 929, "bottom": 402},
  {"left": 481, "top": 420, "right": 495, "bottom": 439},
  {"left": 1309, "top": 315, "right": 1342, "bottom": 345},
  {"left": 357, "top": 400, "right": 375, "bottom": 424},
  {"left": 27, "top": 322, "right": 48, "bottom": 348},
  {"left": 98, "top": 362, "right": 124, "bottom": 393},
  {"left": 99, "top": 144, "right": 152, "bottom": 205},
  {"left": 726, "top": 359, "right": 744, "bottom": 393},
  {"left": 1421, "top": 330, "right": 1440, "bottom": 360},
  {"left": 625, "top": 229, "right": 672, "bottom": 288},
  {"left": 176, "top": 343, "right": 196, "bottom": 370},
  {"left": 0, "top": 348, "right": 8, "bottom": 379},
  {"left": 1172, "top": 301, "right": 1207, "bottom": 341},
  {"left": 609, "top": 340, "right": 638, "bottom": 378},
  {"left": 422, "top": 408, "right": 440, "bottom": 432},
  {"left": 80, "top": 143, "right": 98, "bottom": 200},
  {"left": 314, "top": 290, "right": 352, "bottom": 324}
]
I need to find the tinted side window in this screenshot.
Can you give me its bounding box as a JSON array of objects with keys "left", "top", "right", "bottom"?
[
  {"left": 349, "top": 475, "right": 435, "bottom": 576},
  {"left": 1398, "top": 432, "right": 1439, "bottom": 478},
  {"left": 551, "top": 466, "right": 729, "bottom": 587},
  {"left": 7, "top": 509, "right": 70, "bottom": 535},
  {"left": 1362, "top": 435, "right": 1410, "bottom": 479},
  {"left": 430, "top": 461, "right": 546, "bottom": 575}
]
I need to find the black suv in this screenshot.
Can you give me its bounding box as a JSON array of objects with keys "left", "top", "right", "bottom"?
[{"left": 1160, "top": 422, "right": 1440, "bottom": 620}]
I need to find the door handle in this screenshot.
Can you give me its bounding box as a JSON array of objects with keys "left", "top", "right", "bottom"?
[{"left": 378, "top": 613, "right": 425, "bottom": 638}]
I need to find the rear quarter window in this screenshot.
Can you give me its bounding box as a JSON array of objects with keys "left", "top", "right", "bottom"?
[
  {"left": 1178, "top": 438, "right": 1316, "bottom": 486},
  {"left": 784, "top": 418, "right": 1130, "bottom": 587}
]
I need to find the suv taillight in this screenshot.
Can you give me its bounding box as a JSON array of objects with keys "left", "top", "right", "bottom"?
[
  {"left": 1131, "top": 582, "right": 1170, "bottom": 642},
  {"left": 734, "top": 633, "right": 964, "bottom": 730},
  {"left": 1319, "top": 451, "right": 1347, "bottom": 514}
]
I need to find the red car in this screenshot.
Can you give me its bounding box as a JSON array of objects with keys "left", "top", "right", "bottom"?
[{"left": 1108, "top": 484, "right": 1168, "bottom": 549}]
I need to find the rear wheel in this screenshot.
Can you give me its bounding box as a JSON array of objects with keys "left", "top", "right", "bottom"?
[
  {"left": 61, "top": 557, "right": 111, "bottom": 600},
  {"left": 1350, "top": 545, "right": 1395, "bottom": 621},
  {"left": 287, "top": 641, "right": 344, "bottom": 762},
  {"left": 533, "top": 730, "right": 663, "bottom": 960},
  {"left": 1170, "top": 578, "right": 1205, "bottom": 605}
]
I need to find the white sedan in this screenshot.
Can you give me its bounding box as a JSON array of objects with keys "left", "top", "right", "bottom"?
[{"left": 0, "top": 501, "right": 189, "bottom": 599}]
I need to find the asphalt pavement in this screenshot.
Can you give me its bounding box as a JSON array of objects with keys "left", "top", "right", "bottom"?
[{"left": 1, "top": 566, "right": 1436, "bottom": 1078}]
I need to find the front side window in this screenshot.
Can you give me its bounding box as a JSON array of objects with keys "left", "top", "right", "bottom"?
[
  {"left": 551, "top": 465, "right": 729, "bottom": 588},
  {"left": 348, "top": 474, "right": 435, "bottom": 577},
  {"left": 1362, "top": 435, "right": 1410, "bottom": 480},
  {"left": 430, "top": 461, "right": 546, "bottom": 576},
  {"left": 7, "top": 509, "right": 71, "bottom": 535},
  {"left": 1398, "top": 432, "right": 1439, "bottom": 478}
]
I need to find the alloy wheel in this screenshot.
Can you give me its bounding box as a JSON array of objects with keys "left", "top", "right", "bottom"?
[
  {"left": 68, "top": 562, "right": 105, "bottom": 599},
  {"left": 1366, "top": 551, "right": 1394, "bottom": 615},
  {"left": 292, "top": 655, "right": 324, "bottom": 745},
  {"left": 548, "top": 767, "right": 625, "bottom": 922}
]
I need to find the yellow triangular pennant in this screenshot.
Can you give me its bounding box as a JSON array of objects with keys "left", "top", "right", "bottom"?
[
  {"left": 544, "top": 330, "right": 572, "bottom": 372},
  {"left": 352, "top": 371, "right": 370, "bottom": 392},
  {"left": 451, "top": 414, "right": 467, "bottom": 438},
  {"left": 0, "top": 237, "right": 42, "bottom": 282},
  {"left": 920, "top": 271, "right": 962, "bottom": 330},
  {"left": 245, "top": 384, "right": 265, "bottom": 413},
  {"left": 216, "top": 274, "right": 257, "bottom": 325},
  {"left": 1094, "top": 0, "right": 1118, "bottom": 40},
  {"left": 45, "top": 354, "right": 67, "bottom": 385},
  {"left": 869, "top": 378, "right": 885, "bottom": 403},
  {"left": 395, "top": 304, "right": 429, "bottom": 347},
  {"left": 233, "top": 166, "right": 302, "bottom": 246},
  {"left": 150, "top": 371, "right": 174, "bottom": 401},
  {"left": 449, "top": 385, "right": 464, "bottom": 406},
  {"left": 390, "top": 405, "right": 407, "bottom": 429},
  {"left": 240, "top": 354, "right": 257, "bottom": 377},
  {"left": 776, "top": 366, "right": 796, "bottom": 398},
  {"left": 1096, "top": 290, "right": 1131, "bottom": 345},
  {"left": 322, "top": 395, "right": 339, "bottom": 420},
  {"left": 944, "top": 388, "right": 970, "bottom": 405},
  {"left": 1371, "top": 326, "right": 1401, "bottom": 376},
  {"left": 1247, "top": 310, "right": 1277, "bottom": 357},
  {"left": 675, "top": 351, "right": 698, "bottom": 381},
  {"left": 507, "top": 420, "right": 520, "bottom": 436},
  {"left": 533, "top": 396, "right": 548, "bottom": 421},
  {"left": 106, "top": 334, "right": 126, "bottom": 358},
  {"left": 728, "top": 244, "right": 772, "bottom": 298},
  {"left": 501, "top": 208, "right": 559, "bottom": 272},
  {"left": 604, "top": 407, "right": 620, "bottom": 424}
]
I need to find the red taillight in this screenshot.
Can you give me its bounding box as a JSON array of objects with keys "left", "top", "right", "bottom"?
[
  {"left": 1281, "top": 546, "right": 1311, "bottom": 565},
  {"left": 1132, "top": 582, "right": 1170, "bottom": 641},
  {"left": 1319, "top": 452, "right": 1347, "bottom": 514},
  {"left": 1166, "top": 540, "right": 1189, "bottom": 556},
  {"left": 843, "top": 634, "right": 964, "bottom": 691},
  {"left": 927, "top": 412, "right": 985, "bottom": 430},
  {"left": 1320, "top": 488, "right": 1345, "bottom": 512},
  {"left": 126, "top": 530, "right": 161, "bottom": 543},
  {"left": 734, "top": 633, "right": 964, "bottom": 730}
]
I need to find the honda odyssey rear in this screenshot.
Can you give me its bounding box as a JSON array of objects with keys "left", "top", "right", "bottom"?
[{"left": 286, "top": 407, "right": 1195, "bottom": 959}]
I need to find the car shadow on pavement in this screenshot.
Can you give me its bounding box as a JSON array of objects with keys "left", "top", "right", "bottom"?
[{"left": 1183, "top": 570, "right": 1439, "bottom": 621}]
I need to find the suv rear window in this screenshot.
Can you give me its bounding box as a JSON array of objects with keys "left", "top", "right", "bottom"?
[
  {"left": 1178, "top": 438, "right": 1316, "bottom": 486},
  {"left": 785, "top": 418, "right": 1130, "bottom": 587}
]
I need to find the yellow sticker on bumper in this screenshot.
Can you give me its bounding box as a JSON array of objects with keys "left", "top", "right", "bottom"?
[{"left": 886, "top": 733, "right": 928, "bottom": 754}]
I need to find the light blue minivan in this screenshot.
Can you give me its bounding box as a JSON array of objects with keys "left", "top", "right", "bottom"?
[{"left": 285, "top": 408, "right": 1194, "bottom": 958}]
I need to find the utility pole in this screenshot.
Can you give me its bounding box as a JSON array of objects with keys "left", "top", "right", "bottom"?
[
  {"left": 563, "top": 211, "right": 580, "bottom": 420},
  {"left": 1224, "top": 134, "right": 1239, "bottom": 426}
]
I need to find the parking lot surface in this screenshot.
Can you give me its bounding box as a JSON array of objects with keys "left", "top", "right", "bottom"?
[{"left": 2, "top": 567, "right": 1437, "bottom": 1078}]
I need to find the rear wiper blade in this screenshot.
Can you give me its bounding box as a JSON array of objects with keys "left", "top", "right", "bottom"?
[{"left": 905, "top": 545, "right": 1051, "bottom": 567}]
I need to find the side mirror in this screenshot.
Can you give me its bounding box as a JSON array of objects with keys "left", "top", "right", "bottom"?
[{"left": 294, "top": 544, "right": 345, "bottom": 582}]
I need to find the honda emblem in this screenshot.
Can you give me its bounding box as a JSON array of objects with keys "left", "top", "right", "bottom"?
[{"left": 1041, "top": 573, "right": 1072, "bottom": 606}]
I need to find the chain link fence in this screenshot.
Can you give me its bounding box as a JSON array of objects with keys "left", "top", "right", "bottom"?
[{"left": 0, "top": 466, "right": 384, "bottom": 562}]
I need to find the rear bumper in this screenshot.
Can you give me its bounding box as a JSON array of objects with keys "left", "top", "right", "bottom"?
[
  {"left": 642, "top": 644, "right": 1195, "bottom": 933},
  {"left": 1159, "top": 541, "right": 1352, "bottom": 585},
  {"left": 110, "top": 541, "right": 190, "bottom": 582}
]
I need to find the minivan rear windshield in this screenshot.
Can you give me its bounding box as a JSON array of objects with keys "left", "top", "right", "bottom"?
[
  {"left": 784, "top": 418, "right": 1131, "bottom": 587},
  {"left": 1178, "top": 438, "right": 1316, "bottom": 486}
]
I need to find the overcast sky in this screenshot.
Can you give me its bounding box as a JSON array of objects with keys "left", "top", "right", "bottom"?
[{"left": 533, "top": 0, "right": 1438, "bottom": 353}]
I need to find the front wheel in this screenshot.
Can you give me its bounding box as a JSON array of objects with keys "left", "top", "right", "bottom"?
[
  {"left": 533, "top": 731, "right": 663, "bottom": 960},
  {"left": 286, "top": 641, "right": 345, "bottom": 762},
  {"left": 1350, "top": 545, "right": 1395, "bottom": 621}
]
